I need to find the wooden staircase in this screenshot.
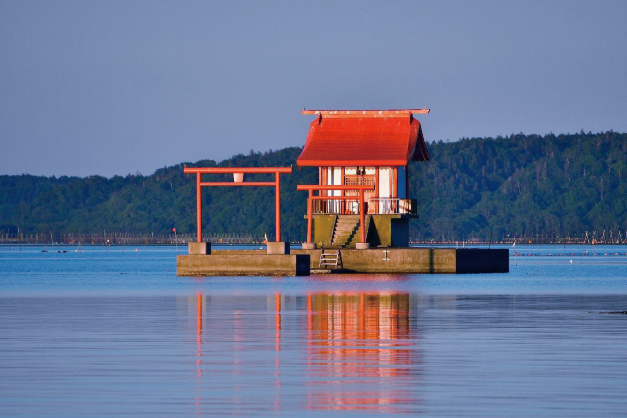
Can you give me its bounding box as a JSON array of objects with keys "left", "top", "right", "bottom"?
[
  {"left": 331, "top": 216, "right": 358, "bottom": 247},
  {"left": 330, "top": 215, "right": 370, "bottom": 248}
]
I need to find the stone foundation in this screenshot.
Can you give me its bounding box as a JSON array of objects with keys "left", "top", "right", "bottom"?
[
  {"left": 177, "top": 253, "right": 310, "bottom": 276},
  {"left": 176, "top": 248, "right": 508, "bottom": 276},
  {"left": 294, "top": 247, "right": 509, "bottom": 274}
]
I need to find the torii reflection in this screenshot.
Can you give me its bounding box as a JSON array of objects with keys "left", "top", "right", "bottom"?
[
  {"left": 283, "top": 292, "right": 421, "bottom": 413},
  {"left": 194, "top": 293, "right": 202, "bottom": 415},
  {"left": 191, "top": 292, "right": 422, "bottom": 414}
]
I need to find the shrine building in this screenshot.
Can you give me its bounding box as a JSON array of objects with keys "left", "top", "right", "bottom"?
[{"left": 297, "top": 109, "right": 430, "bottom": 248}]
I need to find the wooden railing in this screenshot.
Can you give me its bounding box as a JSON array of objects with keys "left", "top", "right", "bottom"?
[
  {"left": 312, "top": 199, "right": 360, "bottom": 215},
  {"left": 344, "top": 176, "right": 375, "bottom": 186},
  {"left": 368, "top": 198, "right": 417, "bottom": 215},
  {"left": 311, "top": 198, "right": 417, "bottom": 215}
]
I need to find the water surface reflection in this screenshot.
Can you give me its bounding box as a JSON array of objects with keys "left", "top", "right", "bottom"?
[
  {"left": 191, "top": 292, "right": 421, "bottom": 414},
  {"left": 303, "top": 293, "right": 419, "bottom": 412},
  {"left": 2, "top": 292, "right": 626, "bottom": 417}
]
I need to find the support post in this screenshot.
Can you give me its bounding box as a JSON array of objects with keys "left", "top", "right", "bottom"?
[
  {"left": 307, "top": 190, "right": 313, "bottom": 244},
  {"left": 359, "top": 191, "right": 366, "bottom": 243},
  {"left": 275, "top": 172, "right": 281, "bottom": 242},
  {"left": 196, "top": 172, "right": 202, "bottom": 243},
  {"left": 374, "top": 167, "right": 379, "bottom": 215},
  {"left": 340, "top": 167, "right": 345, "bottom": 214}
]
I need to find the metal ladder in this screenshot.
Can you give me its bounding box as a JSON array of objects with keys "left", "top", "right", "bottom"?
[{"left": 319, "top": 249, "right": 341, "bottom": 269}]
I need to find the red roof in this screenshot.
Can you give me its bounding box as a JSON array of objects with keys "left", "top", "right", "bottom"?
[{"left": 297, "top": 110, "right": 430, "bottom": 167}]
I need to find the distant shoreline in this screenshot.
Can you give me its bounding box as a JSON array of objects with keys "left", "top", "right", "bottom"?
[{"left": 1, "top": 241, "right": 626, "bottom": 247}]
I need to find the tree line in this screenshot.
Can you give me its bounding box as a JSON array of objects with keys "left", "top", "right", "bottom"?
[{"left": 1, "top": 131, "right": 625, "bottom": 242}]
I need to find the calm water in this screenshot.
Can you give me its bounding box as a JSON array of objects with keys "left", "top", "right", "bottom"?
[{"left": 1, "top": 245, "right": 626, "bottom": 417}]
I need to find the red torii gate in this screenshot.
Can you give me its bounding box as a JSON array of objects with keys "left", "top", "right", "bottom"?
[
  {"left": 296, "top": 185, "right": 375, "bottom": 246},
  {"left": 184, "top": 166, "right": 292, "bottom": 243}
]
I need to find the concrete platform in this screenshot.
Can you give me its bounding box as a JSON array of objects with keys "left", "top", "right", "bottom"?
[
  {"left": 176, "top": 248, "right": 508, "bottom": 276},
  {"left": 177, "top": 253, "right": 310, "bottom": 276},
  {"left": 293, "top": 247, "right": 509, "bottom": 274}
]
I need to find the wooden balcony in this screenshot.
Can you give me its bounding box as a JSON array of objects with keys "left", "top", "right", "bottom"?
[
  {"left": 368, "top": 198, "right": 416, "bottom": 215},
  {"left": 344, "top": 175, "right": 375, "bottom": 186},
  {"left": 312, "top": 199, "right": 359, "bottom": 215},
  {"left": 311, "top": 198, "right": 417, "bottom": 215}
]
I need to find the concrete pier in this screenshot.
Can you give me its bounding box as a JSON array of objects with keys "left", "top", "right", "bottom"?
[
  {"left": 177, "top": 253, "right": 310, "bottom": 276},
  {"left": 294, "top": 247, "right": 508, "bottom": 274},
  {"left": 176, "top": 247, "right": 508, "bottom": 276}
]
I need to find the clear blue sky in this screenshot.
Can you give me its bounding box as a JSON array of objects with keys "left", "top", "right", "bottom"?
[{"left": 1, "top": 0, "right": 626, "bottom": 177}]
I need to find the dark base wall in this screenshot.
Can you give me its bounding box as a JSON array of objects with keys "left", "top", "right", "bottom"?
[{"left": 456, "top": 249, "right": 509, "bottom": 273}]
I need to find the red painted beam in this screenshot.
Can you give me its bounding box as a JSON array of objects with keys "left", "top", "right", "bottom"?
[
  {"left": 297, "top": 185, "right": 374, "bottom": 191},
  {"left": 301, "top": 109, "right": 430, "bottom": 116},
  {"left": 310, "top": 196, "right": 363, "bottom": 200},
  {"left": 184, "top": 167, "right": 292, "bottom": 174},
  {"left": 199, "top": 182, "right": 276, "bottom": 187}
]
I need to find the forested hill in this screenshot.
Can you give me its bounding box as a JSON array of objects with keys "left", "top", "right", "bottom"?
[{"left": 1, "top": 131, "right": 626, "bottom": 242}]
